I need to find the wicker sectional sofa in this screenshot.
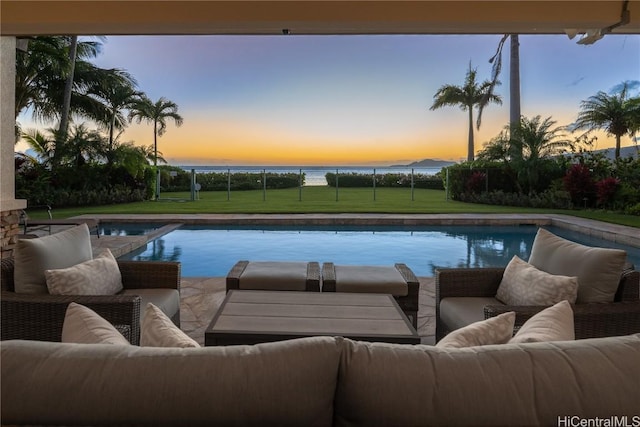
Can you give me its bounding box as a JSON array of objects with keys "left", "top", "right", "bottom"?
[{"left": 2, "top": 334, "right": 640, "bottom": 426}]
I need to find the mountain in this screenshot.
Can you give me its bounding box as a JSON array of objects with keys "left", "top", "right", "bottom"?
[
  {"left": 593, "top": 146, "right": 638, "bottom": 160},
  {"left": 391, "top": 158, "right": 457, "bottom": 168}
]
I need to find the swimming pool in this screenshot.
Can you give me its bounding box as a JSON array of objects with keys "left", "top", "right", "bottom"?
[
  {"left": 118, "top": 225, "right": 640, "bottom": 277},
  {"left": 100, "top": 222, "right": 163, "bottom": 236}
]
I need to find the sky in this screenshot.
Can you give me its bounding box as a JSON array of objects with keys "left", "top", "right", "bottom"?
[{"left": 16, "top": 34, "right": 640, "bottom": 166}]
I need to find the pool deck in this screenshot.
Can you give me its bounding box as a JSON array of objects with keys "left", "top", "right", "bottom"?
[{"left": 33, "top": 213, "right": 640, "bottom": 345}]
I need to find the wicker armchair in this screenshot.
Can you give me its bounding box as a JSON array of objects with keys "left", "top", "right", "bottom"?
[
  {"left": 1, "top": 257, "right": 181, "bottom": 346},
  {"left": 435, "top": 265, "right": 640, "bottom": 341}
]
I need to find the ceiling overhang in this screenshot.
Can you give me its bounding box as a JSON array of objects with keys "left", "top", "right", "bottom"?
[{"left": 1, "top": 1, "right": 639, "bottom": 36}]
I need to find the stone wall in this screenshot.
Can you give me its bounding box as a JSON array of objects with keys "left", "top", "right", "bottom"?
[{"left": 1, "top": 208, "right": 22, "bottom": 258}]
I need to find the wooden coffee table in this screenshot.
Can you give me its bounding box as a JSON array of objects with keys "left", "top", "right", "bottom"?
[{"left": 205, "top": 290, "right": 420, "bottom": 346}]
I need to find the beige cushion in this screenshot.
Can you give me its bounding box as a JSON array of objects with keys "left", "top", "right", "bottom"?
[
  {"left": 528, "top": 228, "right": 627, "bottom": 303},
  {"left": 141, "top": 303, "right": 199, "bottom": 348},
  {"left": 510, "top": 300, "right": 575, "bottom": 343},
  {"left": 436, "top": 311, "right": 515, "bottom": 348},
  {"left": 496, "top": 255, "right": 578, "bottom": 306},
  {"left": 239, "top": 261, "right": 308, "bottom": 291},
  {"left": 61, "top": 302, "right": 129, "bottom": 345},
  {"left": 45, "top": 249, "right": 123, "bottom": 296},
  {"left": 13, "top": 224, "right": 93, "bottom": 294},
  {"left": 121, "top": 288, "right": 180, "bottom": 324},
  {"left": 439, "top": 297, "right": 500, "bottom": 331},
  {"left": 334, "top": 335, "right": 640, "bottom": 427},
  {"left": 334, "top": 265, "right": 408, "bottom": 296},
  {"left": 0, "top": 337, "right": 342, "bottom": 426}
]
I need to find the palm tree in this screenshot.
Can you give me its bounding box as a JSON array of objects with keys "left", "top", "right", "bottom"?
[
  {"left": 21, "top": 128, "right": 56, "bottom": 166},
  {"left": 15, "top": 36, "right": 105, "bottom": 121},
  {"left": 512, "top": 116, "right": 572, "bottom": 194},
  {"left": 58, "top": 36, "right": 78, "bottom": 141},
  {"left": 129, "top": 96, "right": 183, "bottom": 199},
  {"left": 430, "top": 63, "right": 502, "bottom": 161},
  {"left": 482, "top": 35, "right": 521, "bottom": 138},
  {"left": 573, "top": 82, "right": 640, "bottom": 159},
  {"left": 88, "top": 69, "right": 142, "bottom": 164},
  {"left": 62, "top": 124, "right": 107, "bottom": 168}
]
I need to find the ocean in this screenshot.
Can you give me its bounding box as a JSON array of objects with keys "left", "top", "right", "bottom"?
[{"left": 178, "top": 166, "right": 445, "bottom": 186}]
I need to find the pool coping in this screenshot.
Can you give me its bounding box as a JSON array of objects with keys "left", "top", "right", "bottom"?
[{"left": 81, "top": 213, "right": 640, "bottom": 258}]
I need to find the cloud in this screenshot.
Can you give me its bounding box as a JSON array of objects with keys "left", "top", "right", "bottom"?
[{"left": 567, "top": 76, "right": 585, "bottom": 87}]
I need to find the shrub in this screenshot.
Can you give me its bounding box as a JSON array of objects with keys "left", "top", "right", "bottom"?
[
  {"left": 325, "top": 172, "right": 443, "bottom": 190},
  {"left": 563, "top": 164, "right": 595, "bottom": 207},
  {"left": 595, "top": 177, "right": 620, "bottom": 207},
  {"left": 465, "top": 171, "right": 487, "bottom": 194}
]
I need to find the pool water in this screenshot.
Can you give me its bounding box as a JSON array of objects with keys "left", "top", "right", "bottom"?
[
  {"left": 100, "top": 223, "right": 163, "bottom": 236},
  {"left": 119, "top": 225, "right": 640, "bottom": 277}
]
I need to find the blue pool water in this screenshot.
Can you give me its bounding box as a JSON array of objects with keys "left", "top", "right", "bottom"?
[
  {"left": 118, "top": 225, "right": 640, "bottom": 277},
  {"left": 100, "top": 223, "right": 162, "bottom": 236}
]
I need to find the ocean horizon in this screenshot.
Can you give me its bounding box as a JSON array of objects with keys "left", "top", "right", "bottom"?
[{"left": 177, "top": 165, "right": 446, "bottom": 186}]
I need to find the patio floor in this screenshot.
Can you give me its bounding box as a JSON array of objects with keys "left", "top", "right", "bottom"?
[{"left": 179, "top": 276, "right": 436, "bottom": 346}]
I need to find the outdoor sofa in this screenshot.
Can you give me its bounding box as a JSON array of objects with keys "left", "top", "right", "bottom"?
[{"left": 2, "top": 333, "right": 639, "bottom": 426}]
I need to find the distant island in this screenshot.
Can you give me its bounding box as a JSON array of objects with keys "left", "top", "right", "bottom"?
[{"left": 390, "top": 158, "right": 457, "bottom": 168}]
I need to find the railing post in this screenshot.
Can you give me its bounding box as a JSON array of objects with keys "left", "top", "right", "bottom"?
[
  {"left": 299, "top": 168, "right": 303, "bottom": 201},
  {"left": 373, "top": 168, "right": 376, "bottom": 201},
  {"left": 227, "top": 168, "right": 231, "bottom": 201},
  {"left": 335, "top": 168, "right": 339, "bottom": 202},
  {"left": 263, "top": 169, "right": 266, "bottom": 201},
  {"left": 446, "top": 167, "right": 450, "bottom": 201},
  {"left": 411, "top": 168, "right": 415, "bottom": 201}
]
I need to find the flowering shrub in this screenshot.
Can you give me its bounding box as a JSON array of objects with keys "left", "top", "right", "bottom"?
[
  {"left": 465, "top": 171, "right": 487, "bottom": 194},
  {"left": 563, "top": 164, "right": 595, "bottom": 207},
  {"left": 595, "top": 177, "right": 620, "bottom": 207}
]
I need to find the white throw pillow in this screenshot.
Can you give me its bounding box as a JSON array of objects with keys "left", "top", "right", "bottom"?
[
  {"left": 509, "top": 300, "right": 575, "bottom": 344},
  {"left": 141, "top": 303, "right": 200, "bottom": 348},
  {"left": 13, "top": 223, "right": 93, "bottom": 294},
  {"left": 528, "top": 228, "right": 627, "bottom": 303},
  {"left": 496, "top": 255, "right": 578, "bottom": 306},
  {"left": 436, "top": 311, "right": 516, "bottom": 348},
  {"left": 45, "top": 249, "right": 123, "bottom": 295},
  {"left": 61, "top": 302, "right": 129, "bottom": 345}
]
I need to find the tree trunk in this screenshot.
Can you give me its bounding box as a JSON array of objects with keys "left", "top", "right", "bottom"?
[
  {"left": 509, "top": 34, "right": 522, "bottom": 158},
  {"left": 58, "top": 36, "right": 77, "bottom": 140},
  {"left": 108, "top": 110, "right": 116, "bottom": 165},
  {"left": 467, "top": 107, "right": 475, "bottom": 162},
  {"left": 615, "top": 134, "right": 621, "bottom": 159},
  {"left": 154, "top": 120, "right": 159, "bottom": 200}
]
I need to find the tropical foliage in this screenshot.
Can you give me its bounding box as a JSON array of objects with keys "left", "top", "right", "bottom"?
[
  {"left": 446, "top": 110, "right": 640, "bottom": 214},
  {"left": 14, "top": 36, "right": 182, "bottom": 207}
]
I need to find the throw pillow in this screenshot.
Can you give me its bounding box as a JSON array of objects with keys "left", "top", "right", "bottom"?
[
  {"left": 436, "top": 311, "right": 515, "bottom": 349},
  {"left": 61, "top": 302, "right": 129, "bottom": 345},
  {"left": 496, "top": 255, "right": 578, "bottom": 306},
  {"left": 509, "top": 300, "right": 575, "bottom": 344},
  {"left": 13, "top": 223, "right": 93, "bottom": 294},
  {"left": 45, "top": 249, "right": 123, "bottom": 295},
  {"left": 528, "top": 228, "right": 627, "bottom": 303},
  {"left": 141, "top": 303, "right": 200, "bottom": 348}
]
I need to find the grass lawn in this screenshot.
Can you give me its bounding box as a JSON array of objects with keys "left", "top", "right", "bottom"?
[{"left": 27, "top": 187, "right": 640, "bottom": 228}]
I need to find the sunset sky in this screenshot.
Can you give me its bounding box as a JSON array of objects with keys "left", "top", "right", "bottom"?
[{"left": 16, "top": 34, "right": 640, "bottom": 166}]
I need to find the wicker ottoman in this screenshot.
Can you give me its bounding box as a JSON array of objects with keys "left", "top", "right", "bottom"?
[
  {"left": 322, "top": 263, "right": 419, "bottom": 328},
  {"left": 226, "top": 261, "right": 321, "bottom": 292}
]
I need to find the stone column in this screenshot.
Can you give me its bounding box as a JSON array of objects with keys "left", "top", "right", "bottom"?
[{"left": 1, "top": 36, "right": 27, "bottom": 258}]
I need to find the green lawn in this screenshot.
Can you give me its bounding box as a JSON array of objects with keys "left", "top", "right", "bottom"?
[{"left": 28, "top": 187, "right": 640, "bottom": 228}]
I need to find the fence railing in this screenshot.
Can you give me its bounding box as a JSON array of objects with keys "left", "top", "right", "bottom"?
[{"left": 159, "top": 167, "right": 445, "bottom": 202}]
